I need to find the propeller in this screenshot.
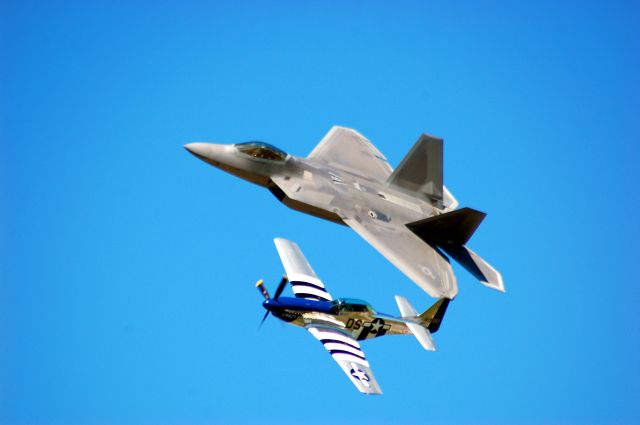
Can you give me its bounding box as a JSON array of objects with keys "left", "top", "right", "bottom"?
[
  {"left": 257, "top": 275, "right": 288, "bottom": 328},
  {"left": 259, "top": 310, "right": 270, "bottom": 328},
  {"left": 272, "top": 275, "right": 288, "bottom": 300},
  {"left": 256, "top": 279, "right": 270, "bottom": 300}
]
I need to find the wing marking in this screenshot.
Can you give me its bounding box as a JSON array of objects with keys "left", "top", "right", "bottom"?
[
  {"left": 307, "top": 326, "right": 381, "bottom": 394},
  {"left": 289, "top": 282, "right": 332, "bottom": 301}
]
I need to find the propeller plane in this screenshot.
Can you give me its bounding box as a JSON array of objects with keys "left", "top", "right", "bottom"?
[{"left": 257, "top": 238, "right": 450, "bottom": 395}]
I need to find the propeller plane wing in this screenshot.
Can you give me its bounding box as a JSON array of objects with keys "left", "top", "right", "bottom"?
[{"left": 307, "top": 326, "right": 381, "bottom": 395}]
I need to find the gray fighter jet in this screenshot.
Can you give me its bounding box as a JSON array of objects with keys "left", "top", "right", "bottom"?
[{"left": 185, "top": 126, "right": 504, "bottom": 299}]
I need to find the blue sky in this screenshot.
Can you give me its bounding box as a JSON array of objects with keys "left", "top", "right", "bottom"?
[{"left": 2, "top": 1, "right": 639, "bottom": 424}]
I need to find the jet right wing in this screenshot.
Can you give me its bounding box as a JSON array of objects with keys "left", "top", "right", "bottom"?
[
  {"left": 307, "top": 326, "right": 382, "bottom": 395},
  {"left": 307, "top": 126, "right": 393, "bottom": 183},
  {"left": 339, "top": 207, "right": 459, "bottom": 299}
]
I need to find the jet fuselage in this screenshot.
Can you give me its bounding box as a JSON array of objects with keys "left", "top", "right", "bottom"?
[{"left": 185, "top": 142, "right": 443, "bottom": 226}]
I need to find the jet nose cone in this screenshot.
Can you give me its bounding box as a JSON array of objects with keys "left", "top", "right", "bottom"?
[
  {"left": 184, "top": 142, "right": 210, "bottom": 157},
  {"left": 184, "top": 142, "right": 227, "bottom": 166}
]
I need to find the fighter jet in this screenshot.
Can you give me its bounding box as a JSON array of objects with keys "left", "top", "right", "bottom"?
[
  {"left": 186, "top": 126, "right": 504, "bottom": 299},
  {"left": 258, "top": 238, "right": 450, "bottom": 395}
]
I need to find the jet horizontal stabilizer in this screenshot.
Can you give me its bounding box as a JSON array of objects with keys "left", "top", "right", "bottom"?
[
  {"left": 439, "top": 245, "right": 505, "bottom": 292},
  {"left": 406, "top": 207, "right": 486, "bottom": 246},
  {"left": 406, "top": 208, "right": 505, "bottom": 292}
]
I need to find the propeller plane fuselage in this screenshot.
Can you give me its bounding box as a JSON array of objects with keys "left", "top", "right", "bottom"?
[{"left": 263, "top": 296, "right": 411, "bottom": 341}]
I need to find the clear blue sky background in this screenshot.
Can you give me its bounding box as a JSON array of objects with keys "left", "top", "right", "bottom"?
[{"left": 2, "top": 1, "right": 639, "bottom": 424}]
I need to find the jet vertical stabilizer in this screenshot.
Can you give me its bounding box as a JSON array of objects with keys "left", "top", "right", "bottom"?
[{"left": 386, "top": 134, "right": 443, "bottom": 208}]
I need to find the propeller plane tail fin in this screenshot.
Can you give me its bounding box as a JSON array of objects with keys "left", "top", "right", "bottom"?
[{"left": 395, "top": 295, "right": 451, "bottom": 351}]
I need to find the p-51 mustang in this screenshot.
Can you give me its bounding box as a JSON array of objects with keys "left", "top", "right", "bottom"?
[
  {"left": 186, "top": 126, "right": 504, "bottom": 299},
  {"left": 257, "top": 238, "right": 450, "bottom": 395}
]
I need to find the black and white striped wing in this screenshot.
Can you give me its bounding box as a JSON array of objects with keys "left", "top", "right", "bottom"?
[
  {"left": 307, "top": 326, "right": 382, "bottom": 395},
  {"left": 274, "top": 238, "right": 332, "bottom": 301}
]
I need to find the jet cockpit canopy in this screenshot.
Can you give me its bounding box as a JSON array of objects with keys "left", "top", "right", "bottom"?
[{"left": 235, "top": 141, "right": 288, "bottom": 161}]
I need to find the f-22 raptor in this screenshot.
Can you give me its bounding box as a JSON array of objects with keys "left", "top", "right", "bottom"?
[{"left": 185, "top": 126, "right": 504, "bottom": 299}]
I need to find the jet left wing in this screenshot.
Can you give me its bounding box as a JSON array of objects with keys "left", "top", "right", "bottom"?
[
  {"left": 307, "top": 326, "right": 382, "bottom": 395},
  {"left": 307, "top": 126, "right": 393, "bottom": 183},
  {"left": 274, "top": 238, "right": 332, "bottom": 301},
  {"left": 338, "top": 207, "right": 459, "bottom": 299}
]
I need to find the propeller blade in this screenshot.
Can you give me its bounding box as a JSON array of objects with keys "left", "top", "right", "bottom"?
[
  {"left": 259, "top": 311, "right": 270, "bottom": 328},
  {"left": 256, "top": 279, "right": 270, "bottom": 300},
  {"left": 272, "top": 275, "right": 289, "bottom": 300}
]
